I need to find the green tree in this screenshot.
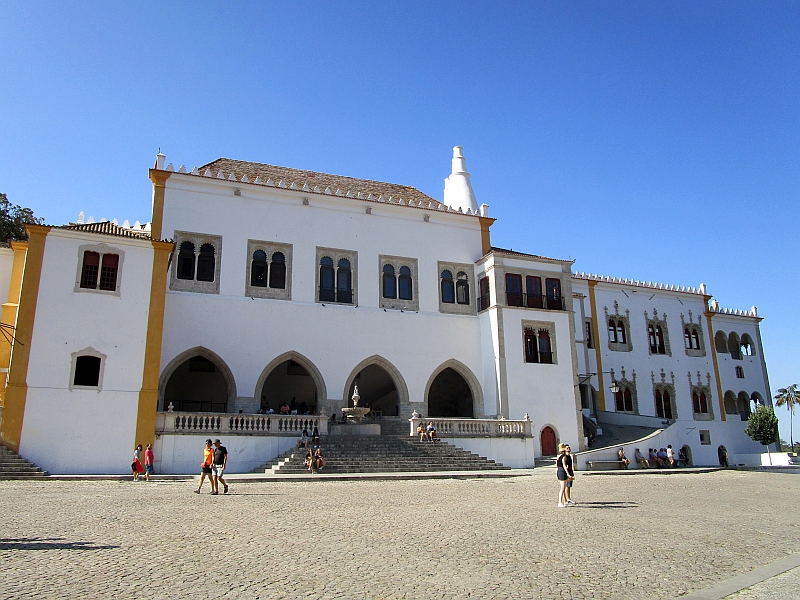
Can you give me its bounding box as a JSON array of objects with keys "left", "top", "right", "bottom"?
[
  {"left": 745, "top": 405, "right": 780, "bottom": 464},
  {"left": 0, "top": 193, "right": 44, "bottom": 243},
  {"left": 774, "top": 384, "right": 799, "bottom": 453}
]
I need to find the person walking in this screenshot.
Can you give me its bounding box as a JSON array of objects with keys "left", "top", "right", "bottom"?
[
  {"left": 143, "top": 444, "right": 155, "bottom": 481},
  {"left": 131, "top": 444, "right": 144, "bottom": 481},
  {"left": 212, "top": 439, "right": 228, "bottom": 494},
  {"left": 556, "top": 443, "right": 569, "bottom": 507},
  {"left": 563, "top": 444, "right": 576, "bottom": 505},
  {"left": 194, "top": 439, "right": 217, "bottom": 494}
]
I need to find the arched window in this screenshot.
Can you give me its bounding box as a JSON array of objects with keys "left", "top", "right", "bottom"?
[
  {"left": 741, "top": 334, "right": 755, "bottom": 356},
  {"left": 80, "top": 251, "right": 100, "bottom": 289},
  {"left": 269, "top": 252, "right": 286, "bottom": 289},
  {"left": 383, "top": 264, "right": 397, "bottom": 299},
  {"left": 609, "top": 319, "right": 618, "bottom": 343},
  {"left": 99, "top": 254, "right": 119, "bottom": 291},
  {"left": 692, "top": 329, "right": 700, "bottom": 350},
  {"left": 648, "top": 324, "right": 657, "bottom": 353},
  {"left": 714, "top": 331, "right": 728, "bottom": 353},
  {"left": 656, "top": 326, "right": 666, "bottom": 354},
  {"left": 538, "top": 330, "right": 552, "bottom": 364},
  {"left": 337, "top": 258, "right": 352, "bottom": 303},
  {"left": 440, "top": 270, "right": 454, "bottom": 304},
  {"left": 692, "top": 392, "right": 701, "bottom": 413},
  {"left": 699, "top": 392, "right": 708, "bottom": 413},
  {"left": 456, "top": 272, "right": 470, "bottom": 305},
  {"left": 251, "top": 250, "right": 267, "bottom": 287},
  {"left": 623, "top": 388, "right": 633, "bottom": 412},
  {"left": 615, "top": 387, "right": 634, "bottom": 412},
  {"left": 177, "top": 242, "right": 196, "bottom": 280},
  {"left": 735, "top": 366, "right": 744, "bottom": 378},
  {"left": 398, "top": 266, "right": 412, "bottom": 300},
  {"left": 617, "top": 321, "right": 627, "bottom": 344},
  {"left": 319, "top": 257, "right": 335, "bottom": 301},
  {"left": 196, "top": 243, "right": 215, "bottom": 282},
  {"left": 655, "top": 390, "right": 673, "bottom": 419},
  {"left": 663, "top": 390, "right": 672, "bottom": 419},
  {"left": 684, "top": 328, "right": 692, "bottom": 349},
  {"left": 524, "top": 328, "right": 537, "bottom": 363}
]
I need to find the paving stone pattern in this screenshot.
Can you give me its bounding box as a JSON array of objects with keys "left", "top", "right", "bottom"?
[{"left": 1, "top": 470, "right": 799, "bottom": 599}]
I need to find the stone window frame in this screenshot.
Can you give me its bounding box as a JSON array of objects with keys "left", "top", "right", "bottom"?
[
  {"left": 604, "top": 302, "right": 633, "bottom": 352},
  {"left": 170, "top": 231, "right": 222, "bottom": 294},
  {"left": 585, "top": 318, "right": 594, "bottom": 349},
  {"left": 68, "top": 347, "right": 107, "bottom": 392},
  {"left": 315, "top": 247, "right": 358, "bottom": 306},
  {"left": 645, "top": 308, "right": 672, "bottom": 356},
  {"left": 73, "top": 243, "right": 126, "bottom": 297},
  {"left": 379, "top": 255, "right": 419, "bottom": 311},
  {"left": 609, "top": 366, "right": 638, "bottom": 414},
  {"left": 245, "top": 239, "right": 293, "bottom": 301},
  {"left": 699, "top": 430, "right": 711, "bottom": 445},
  {"left": 681, "top": 311, "right": 706, "bottom": 358},
  {"left": 521, "top": 320, "right": 558, "bottom": 365},
  {"left": 651, "top": 369, "right": 678, "bottom": 420},
  {"left": 688, "top": 371, "right": 715, "bottom": 421},
  {"left": 438, "top": 261, "right": 476, "bottom": 315}
]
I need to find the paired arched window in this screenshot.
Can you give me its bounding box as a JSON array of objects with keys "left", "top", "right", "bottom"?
[
  {"left": 740, "top": 334, "right": 755, "bottom": 356},
  {"left": 383, "top": 264, "right": 396, "bottom": 299},
  {"left": 655, "top": 389, "right": 673, "bottom": 419},
  {"left": 196, "top": 244, "right": 216, "bottom": 282},
  {"left": 735, "top": 366, "right": 745, "bottom": 378},
  {"left": 692, "top": 391, "right": 709, "bottom": 414},
  {"left": 337, "top": 258, "right": 352, "bottom": 303},
  {"left": 319, "top": 256, "right": 353, "bottom": 304},
  {"left": 80, "top": 251, "right": 119, "bottom": 292},
  {"left": 684, "top": 327, "right": 701, "bottom": 350},
  {"left": 398, "top": 266, "right": 412, "bottom": 300},
  {"left": 648, "top": 324, "right": 666, "bottom": 354},
  {"left": 251, "top": 250, "right": 286, "bottom": 289},
  {"left": 177, "top": 240, "right": 216, "bottom": 283},
  {"left": 615, "top": 387, "right": 634, "bottom": 413},
  {"left": 319, "top": 257, "right": 335, "bottom": 301},
  {"left": 524, "top": 327, "right": 553, "bottom": 364},
  {"left": 608, "top": 319, "right": 627, "bottom": 344}
]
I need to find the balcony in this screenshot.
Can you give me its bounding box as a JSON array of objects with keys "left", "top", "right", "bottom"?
[{"left": 505, "top": 292, "right": 565, "bottom": 311}]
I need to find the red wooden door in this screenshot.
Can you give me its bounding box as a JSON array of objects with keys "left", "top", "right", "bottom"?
[{"left": 541, "top": 426, "right": 557, "bottom": 456}]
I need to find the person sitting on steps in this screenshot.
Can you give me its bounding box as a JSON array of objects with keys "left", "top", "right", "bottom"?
[
  {"left": 304, "top": 449, "right": 314, "bottom": 473},
  {"left": 417, "top": 423, "right": 427, "bottom": 441},
  {"left": 426, "top": 422, "right": 438, "bottom": 442},
  {"left": 313, "top": 448, "right": 325, "bottom": 473}
]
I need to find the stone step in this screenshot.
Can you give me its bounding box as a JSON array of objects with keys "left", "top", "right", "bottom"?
[{"left": 0, "top": 446, "right": 49, "bottom": 478}]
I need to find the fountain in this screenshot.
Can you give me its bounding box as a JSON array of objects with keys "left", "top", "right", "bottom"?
[
  {"left": 341, "top": 384, "right": 370, "bottom": 423},
  {"left": 333, "top": 384, "right": 380, "bottom": 436}
]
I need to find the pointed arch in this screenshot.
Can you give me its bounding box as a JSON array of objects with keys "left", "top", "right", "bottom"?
[
  {"left": 254, "top": 351, "right": 327, "bottom": 409},
  {"left": 342, "top": 355, "right": 409, "bottom": 414},
  {"left": 424, "top": 359, "right": 484, "bottom": 419},
  {"left": 539, "top": 424, "right": 559, "bottom": 456},
  {"left": 158, "top": 346, "right": 237, "bottom": 411}
]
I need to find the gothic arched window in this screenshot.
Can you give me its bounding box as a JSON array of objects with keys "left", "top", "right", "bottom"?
[
  {"left": 177, "top": 241, "right": 196, "bottom": 280},
  {"left": 269, "top": 252, "right": 286, "bottom": 289},
  {"left": 398, "top": 266, "right": 412, "bottom": 300},
  {"left": 456, "top": 272, "right": 470, "bottom": 305},
  {"left": 319, "top": 257, "right": 335, "bottom": 301},
  {"left": 441, "top": 270, "right": 454, "bottom": 304},
  {"left": 337, "top": 258, "right": 352, "bottom": 304},
  {"left": 196, "top": 243, "right": 216, "bottom": 282},
  {"left": 251, "top": 250, "right": 267, "bottom": 287},
  {"left": 383, "top": 264, "right": 397, "bottom": 299}
]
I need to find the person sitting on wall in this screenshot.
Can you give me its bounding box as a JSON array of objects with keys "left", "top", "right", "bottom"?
[
  {"left": 426, "top": 422, "right": 438, "bottom": 442},
  {"left": 635, "top": 448, "right": 649, "bottom": 468},
  {"left": 617, "top": 447, "right": 630, "bottom": 468},
  {"left": 657, "top": 448, "right": 668, "bottom": 465},
  {"left": 649, "top": 448, "right": 664, "bottom": 468},
  {"left": 417, "top": 423, "right": 427, "bottom": 442},
  {"left": 266, "top": 407, "right": 275, "bottom": 414},
  {"left": 280, "top": 403, "right": 290, "bottom": 415},
  {"left": 297, "top": 429, "right": 309, "bottom": 449}
]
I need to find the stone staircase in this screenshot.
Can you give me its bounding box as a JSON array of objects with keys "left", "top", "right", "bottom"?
[
  {"left": 255, "top": 433, "right": 509, "bottom": 474},
  {"left": 0, "top": 445, "right": 48, "bottom": 479}
]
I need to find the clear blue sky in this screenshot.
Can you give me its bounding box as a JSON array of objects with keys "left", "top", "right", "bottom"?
[{"left": 1, "top": 2, "right": 798, "bottom": 441}]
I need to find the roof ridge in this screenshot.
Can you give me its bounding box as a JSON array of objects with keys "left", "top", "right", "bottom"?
[{"left": 571, "top": 271, "right": 706, "bottom": 295}]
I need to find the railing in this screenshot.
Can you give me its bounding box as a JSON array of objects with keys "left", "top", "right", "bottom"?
[
  {"left": 504, "top": 293, "right": 565, "bottom": 311},
  {"left": 156, "top": 412, "right": 328, "bottom": 435},
  {"left": 409, "top": 417, "right": 532, "bottom": 437},
  {"left": 477, "top": 293, "right": 491, "bottom": 312}
]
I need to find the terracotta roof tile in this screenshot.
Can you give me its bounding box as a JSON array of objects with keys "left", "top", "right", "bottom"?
[
  {"left": 489, "top": 246, "right": 572, "bottom": 264},
  {"left": 59, "top": 222, "right": 154, "bottom": 240}
]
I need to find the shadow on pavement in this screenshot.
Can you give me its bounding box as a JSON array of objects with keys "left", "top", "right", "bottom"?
[
  {"left": 0, "top": 537, "right": 120, "bottom": 550},
  {"left": 574, "top": 501, "right": 638, "bottom": 509}
]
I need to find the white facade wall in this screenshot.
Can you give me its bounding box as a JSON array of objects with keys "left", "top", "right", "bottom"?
[
  {"left": 713, "top": 313, "right": 771, "bottom": 414},
  {"left": 159, "top": 175, "right": 488, "bottom": 417},
  {"left": 0, "top": 247, "right": 15, "bottom": 302},
  {"left": 155, "top": 433, "right": 297, "bottom": 474},
  {"left": 18, "top": 230, "right": 154, "bottom": 474}
]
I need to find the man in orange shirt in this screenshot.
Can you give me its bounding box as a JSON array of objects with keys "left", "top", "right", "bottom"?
[{"left": 194, "top": 439, "right": 217, "bottom": 494}]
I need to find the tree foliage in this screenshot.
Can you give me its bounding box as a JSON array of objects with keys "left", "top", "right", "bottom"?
[
  {"left": 745, "top": 405, "right": 779, "bottom": 447},
  {"left": 774, "top": 384, "right": 799, "bottom": 451},
  {"left": 0, "top": 193, "right": 44, "bottom": 243}
]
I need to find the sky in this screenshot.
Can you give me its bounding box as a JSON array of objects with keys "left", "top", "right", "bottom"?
[{"left": 1, "top": 2, "right": 798, "bottom": 441}]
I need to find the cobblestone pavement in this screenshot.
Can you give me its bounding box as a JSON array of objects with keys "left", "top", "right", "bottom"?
[{"left": 1, "top": 470, "right": 798, "bottom": 599}]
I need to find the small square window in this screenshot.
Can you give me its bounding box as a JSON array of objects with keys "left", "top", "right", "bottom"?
[
  {"left": 699, "top": 430, "right": 711, "bottom": 445},
  {"left": 69, "top": 347, "right": 106, "bottom": 391}
]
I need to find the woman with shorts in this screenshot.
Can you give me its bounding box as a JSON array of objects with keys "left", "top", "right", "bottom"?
[
  {"left": 556, "top": 443, "right": 570, "bottom": 508},
  {"left": 194, "top": 439, "right": 217, "bottom": 494}
]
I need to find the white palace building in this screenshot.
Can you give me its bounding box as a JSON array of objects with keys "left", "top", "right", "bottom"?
[{"left": 0, "top": 148, "right": 772, "bottom": 474}]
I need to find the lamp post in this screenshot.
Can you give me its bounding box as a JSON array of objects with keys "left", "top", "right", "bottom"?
[{"left": 609, "top": 381, "right": 620, "bottom": 395}]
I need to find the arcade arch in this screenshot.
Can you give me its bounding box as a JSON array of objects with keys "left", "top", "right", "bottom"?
[
  {"left": 425, "top": 360, "right": 484, "bottom": 418},
  {"left": 255, "top": 352, "right": 326, "bottom": 414},
  {"left": 342, "top": 356, "right": 409, "bottom": 417},
  {"left": 159, "top": 347, "right": 236, "bottom": 413}
]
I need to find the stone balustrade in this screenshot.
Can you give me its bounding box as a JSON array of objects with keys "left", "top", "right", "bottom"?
[
  {"left": 408, "top": 417, "right": 531, "bottom": 437},
  {"left": 155, "top": 412, "right": 327, "bottom": 436}
]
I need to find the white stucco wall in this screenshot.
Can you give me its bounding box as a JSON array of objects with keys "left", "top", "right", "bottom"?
[
  {"left": 154, "top": 433, "right": 297, "bottom": 474},
  {"left": 444, "top": 437, "right": 536, "bottom": 469},
  {"left": 18, "top": 230, "right": 154, "bottom": 474},
  {"left": 0, "top": 247, "right": 15, "bottom": 303}
]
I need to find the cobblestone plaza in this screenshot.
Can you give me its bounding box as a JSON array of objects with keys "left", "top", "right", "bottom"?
[{"left": 1, "top": 470, "right": 798, "bottom": 599}]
